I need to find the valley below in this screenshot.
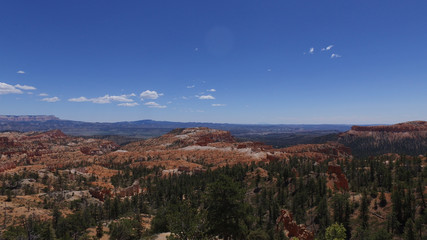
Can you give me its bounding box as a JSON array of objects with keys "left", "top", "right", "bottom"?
[{"left": 0, "top": 117, "right": 426, "bottom": 240}]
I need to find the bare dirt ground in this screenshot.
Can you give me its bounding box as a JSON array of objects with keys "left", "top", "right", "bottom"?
[{"left": 153, "top": 232, "right": 171, "bottom": 240}]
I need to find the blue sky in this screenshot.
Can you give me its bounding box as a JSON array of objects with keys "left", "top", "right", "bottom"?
[{"left": 1, "top": 1, "right": 426, "bottom": 124}]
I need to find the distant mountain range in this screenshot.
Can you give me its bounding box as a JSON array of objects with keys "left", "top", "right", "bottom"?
[
  {"left": 0, "top": 115, "right": 351, "bottom": 145},
  {"left": 0, "top": 115, "right": 59, "bottom": 122},
  {"left": 2, "top": 116, "right": 426, "bottom": 155}
]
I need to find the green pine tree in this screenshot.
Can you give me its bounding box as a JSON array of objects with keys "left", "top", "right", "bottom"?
[
  {"left": 325, "top": 223, "right": 346, "bottom": 240},
  {"left": 203, "top": 174, "right": 249, "bottom": 240}
]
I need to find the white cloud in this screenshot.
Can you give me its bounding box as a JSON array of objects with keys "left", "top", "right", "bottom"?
[
  {"left": 187, "top": 85, "right": 195, "bottom": 89},
  {"left": 42, "top": 97, "right": 60, "bottom": 102},
  {"left": 212, "top": 104, "right": 226, "bottom": 107},
  {"left": 15, "top": 84, "right": 36, "bottom": 90},
  {"left": 140, "top": 90, "right": 160, "bottom": 100},
  {"left": 267, "top": 69, "right": 272, "bottom": 72},
  {"left": 106, "top": 94, "right": 134, "bottom": 103},
  {"left": 0, "top": 82, "right": 24, "bottom": 95},
  {"left": 199, "top": 95, "right": 215, "bottom": 100},
  {"left": 331, "top": 53, "right": 342, "bottom": 58},
  {"left": 207, "top": 88, "right": 216, "bottom": 92},
  {"left": 39, "top": 93, "right": 49, "bottom": 96},
  {"left": 181, "top": 96, "right": 188, "bottom": 100},
  {"left": 118, "top": 102, "right": 139, "bottom": 107},
  {"left": 321, "top": 45, "right": 334, "bottom": 51},
  {"left": 68, "top": 94, "right": 135, "bottom": 104},
  {"left": 144, "top": 102, "right": 166, "bottom": 108},
  {"left": 194, "top": 48, "right": 199, "bottom": 51},
  {"left": 68, "top": 96, "right": 89, "bottom": 102},
  {"left": 17, "top": 70, "right": 25, "bottom": 74},
  {"left": 309, "top": 47, "right": 314, "bottom": 54}
]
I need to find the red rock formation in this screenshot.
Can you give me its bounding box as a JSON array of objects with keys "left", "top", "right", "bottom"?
[
  {"left": 39, "top": 129, "right": 67, "bottom": 138},
  {"left": 112, "top": 128, "right": 357, "bottom": 171},
  {"left": 0, "top": 130, "right": 118, "bottom": 165},
  {"left": 89, "top": 184, "right": 141, "bottom": 200},
  {"left": 237, "top": 141, "right": 272, "bottom": 151},
  {"left": 327, "top": 164, "right": 349, "bottom": 191},
  {"left": 0, "top": 137, "right": 15, "bottom": 149},
  {"left": 89, "top": 188, "right": 112, "bottom": 201},
  {"left": 351, "top": 121, "right": 427, "bottom": 132},
  {"left": 280, "top": 143, "right": 352, "bottom": 162},
  {"left": 195, "top": 131, "right": 235, "bottom": 146},
  {"left": 116, "top": 184, "right": 141, "bottom": 198},
  {"left": 177, "top": 166, "right": 191, "bottom": 172},
  {"left": 276, "top": 209, "right": 314, "bottom": 240},
  {"left": 124, "top": 127, "right": 236, "bottom": 151},
  {"left": 266, "top": 153, "right": 280, "bottom": 161},
  {"left": 0, "top": 162, "right": 16, "bottom": 173},
  {"left": 339, "top": 121, "right": 427, "bottom": 156}
]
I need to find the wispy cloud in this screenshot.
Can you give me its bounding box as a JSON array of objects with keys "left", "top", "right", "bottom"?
[
  {"left": 42, "top": 97, "right": 60, "bottom": 102},
  {"left": 207, "top": 88, "right": 216, "bottom": 92},
  {"left": 0, "top": 82, "right": 35, "bottom": 95},
  {"left": 144, "top": 102, "right": 166, "bottom": 108},
  {"left": 321, "top": 45, "right": 334, "bottom": 51},
  {"left": 118, "top": 102, "right": 139, "bottom": 107},
  {"left": 331, "top": 53, "right": 342, "bottom": 58},
  {"left": 198, "top": 95, "right": 215, "bottom": 100},
  {"left": 0, "top": 83, "right": 23, "bottom": 94},
  {"left": 140, "top": 90, "right": 161, "bottom": 100},
  {"left": 306, "top": 45, "right": 337, "bottom": 55},
  {"left": 68, "top": 94, "right": 135, "bottom": 104},
  {"left": 17, "top": 70, "right": 25, "bottom": 74},
  {"left": 39, "top": 93, "right": 49, "bottom": 97},
  {"left": 212, "top": 103, "right": 226, "bottom": 107},
  {"left": 187, "top": 85, "right": 195, "bottom": 89},
  {"left": 15, "top": 84, "right": 36, "bottom": 90},
  {"left": 106, "top": 94, "right": 135, "bottom": 102},
  {"left": 68, "top": 96, "right": 89, "bottom": 102}
]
